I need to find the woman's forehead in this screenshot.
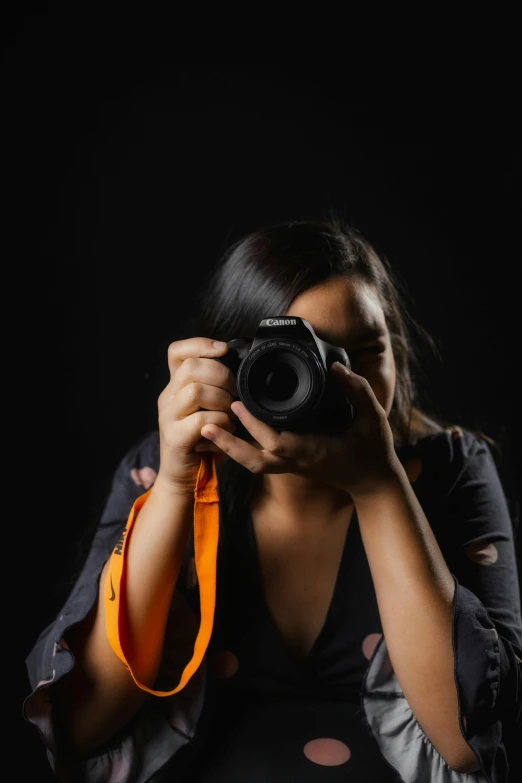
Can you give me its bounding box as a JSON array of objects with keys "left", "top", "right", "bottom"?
[{"left": 287, "top": 277, "right": 388, "bottom": 341}]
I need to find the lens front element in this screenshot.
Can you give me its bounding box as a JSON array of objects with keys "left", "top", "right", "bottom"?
[
  {"left": 237, "top": 341, "right": 328, "bottom": 429},
  {"left": 248, "top": 350, "right": 310, "bottom": 412}
]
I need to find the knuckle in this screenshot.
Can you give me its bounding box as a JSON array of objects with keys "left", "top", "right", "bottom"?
[
  {"left": 158, "top": 383, "right": 176, "bottom": 411},
  {"left": 186, "top": 382, "right": 203, "bottom": 404},
  {"left": 167, "top": 341, "right": 179, "bottom": 361},
  {"left": 220, "top": 368, "right": 235, "bottom": 391},
  {"left": 220, "top": 365, "right": 237, "bottom": 391}
]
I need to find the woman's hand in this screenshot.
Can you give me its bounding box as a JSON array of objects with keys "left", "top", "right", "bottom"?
[
  {"left": 199, "top": 362, "right": 402, "bottom": 501},
  {"left": 155, "top": 337, "right": 238, "bottom": 496}
]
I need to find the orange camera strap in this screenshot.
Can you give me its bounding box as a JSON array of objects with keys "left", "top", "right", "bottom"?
[{"left": 103, "top": 453, "right": 219, "bottom": 696}]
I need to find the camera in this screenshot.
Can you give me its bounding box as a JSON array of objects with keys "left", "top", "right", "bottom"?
[{"left": 216, "top": 317, "right": 354, "bottom": 436}]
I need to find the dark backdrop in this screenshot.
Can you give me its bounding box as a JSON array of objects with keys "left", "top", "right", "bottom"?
[{"left": 4, "top": 9, "right": 521, "bottom": 782}]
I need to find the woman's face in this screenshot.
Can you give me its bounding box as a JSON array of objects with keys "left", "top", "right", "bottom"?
[{"left": 285, "top": 276, "right": 397, "bottom": 417}]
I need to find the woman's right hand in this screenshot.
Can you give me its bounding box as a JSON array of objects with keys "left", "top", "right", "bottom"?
[{"left": 155, "top": 337, "right": 237, "bottom": 496}]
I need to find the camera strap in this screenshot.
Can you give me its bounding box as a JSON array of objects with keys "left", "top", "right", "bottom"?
[{"left": 103, "top": 453, "right": 219, "bottom": 695}]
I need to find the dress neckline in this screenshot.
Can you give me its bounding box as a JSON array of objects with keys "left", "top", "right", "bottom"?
[{"left": 245, "top": 504, "right": 359, "bottom": 668}]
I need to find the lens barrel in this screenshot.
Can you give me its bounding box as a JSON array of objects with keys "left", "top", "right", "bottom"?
[{"left": 237, "top": 341, "right": 325, "bottom": 427}]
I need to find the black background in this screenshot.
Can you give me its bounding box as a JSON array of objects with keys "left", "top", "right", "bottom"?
[{"left": 4, "top": 7, "right": 521, "bottom": 782}]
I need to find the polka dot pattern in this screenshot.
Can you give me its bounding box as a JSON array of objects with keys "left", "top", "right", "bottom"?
[
  {"left": 465, "top": 541, "right": 498, "bottom": 565},
  {"left": 35, "top": 417, "right": 519, "bottom": 780},
  {"left": 361, "top": 633, "right": 394, "bottom": 676},
  {"left": 130, "top": 466, "right": 157, "bottom": 489},
  {"left": 362, "top": 633, "right": 382, "bottom": 660},
  {"left": 303, "top": 738, "right": 351, "bottom": 766},
  {"left": 213, "top": 650, "right": 239, "bottom": 679}
]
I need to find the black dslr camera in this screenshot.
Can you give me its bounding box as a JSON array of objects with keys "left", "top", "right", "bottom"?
[{"left": 216, "top": 317, "right": 354, "bottom": 436}]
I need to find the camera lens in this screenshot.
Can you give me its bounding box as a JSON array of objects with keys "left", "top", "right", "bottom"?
[
  {"left": 264, "top": 363, "right": 299, "bottom": 401},
  {"left": 247, "top": 349, "right": 312, "bottom": 413}
]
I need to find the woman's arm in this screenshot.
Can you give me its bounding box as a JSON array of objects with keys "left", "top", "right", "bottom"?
[
  {"left": 53, "top": 476, "right": 195, "bottom": 757},
  {"left": 355, "top": 431, "right": 521, "bottom": 777},
  {"left": 356, "top": 466, "right": 477, "bottom": 772}
]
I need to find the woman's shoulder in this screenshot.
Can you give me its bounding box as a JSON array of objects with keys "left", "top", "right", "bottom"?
[
  {"left": 120, "top": 428, "right": 160, "bottom": 470},
  {"left": 396, "top": 425, "right": 497, "bottom": 496},
  {"left": 102, "top": 429, "right": 161, "bottom": 497},
  {"left": 132, "top": 427, "right": 160, "bottom": 460},
  {"left": 410, "top": 424, "right": 488, "bottom": 459}
]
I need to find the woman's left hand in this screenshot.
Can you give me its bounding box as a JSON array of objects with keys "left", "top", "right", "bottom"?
[{"left": 198, "top": 362, "right": 403, "bottom": 501}]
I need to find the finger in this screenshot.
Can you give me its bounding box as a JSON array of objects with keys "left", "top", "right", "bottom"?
[
  {"left": 161, "top": 409, "right": 236, "bottom": 451},
  {"left": 193, "top": 442, "right": 228, "bottom": 465},
  {"left": 229, "top": 400, "right": 304, "bottom": 459},
  {"left": 193, "top": 439, "right": 225, "bottom": 452},
  {"left": 167, "top": 338, "right": 229, "bottom": 380},
  {"left": 171, "top": 382, "right": 235, "bottom": 419},
  {"left": 200, "top": 424, "right": 285, "bottom": 475},
  {"left": 330, "top": 362, "right": 386, "bottom": 419},
  {"left": 169, "top": 356, "right": 237, "bottom": 399}
]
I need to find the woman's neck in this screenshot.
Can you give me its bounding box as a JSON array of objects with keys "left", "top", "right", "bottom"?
[{"left": 253, "top": 473, "right": 354, "bottom": 530}]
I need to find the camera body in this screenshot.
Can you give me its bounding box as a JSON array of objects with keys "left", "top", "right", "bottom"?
[{"left": 216, "top": 317, "right": 354, "bottom": 436}]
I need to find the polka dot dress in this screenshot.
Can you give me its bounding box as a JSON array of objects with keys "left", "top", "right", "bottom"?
[{"left": 22, "top": 425, "right": 522, "bottom": 783}]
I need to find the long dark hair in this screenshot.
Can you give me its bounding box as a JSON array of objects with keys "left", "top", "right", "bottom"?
[
  {"left": 59, "top": 213, "right": 513, "bottom": 610},
  {"left": 189, "top": 214, "right": 461, "bottom": 524}
]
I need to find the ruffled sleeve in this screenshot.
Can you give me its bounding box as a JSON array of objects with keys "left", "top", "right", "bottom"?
[
  {"left": 22, "top": 430, "right": 208, "bottom": 783},
  {"left": 445, "top": 430, "right": 522, "bottom": 782}
]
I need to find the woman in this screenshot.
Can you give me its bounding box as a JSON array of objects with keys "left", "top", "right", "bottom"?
[{"left": 23, "top": 216, "right": 522, "bottom": 782}]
